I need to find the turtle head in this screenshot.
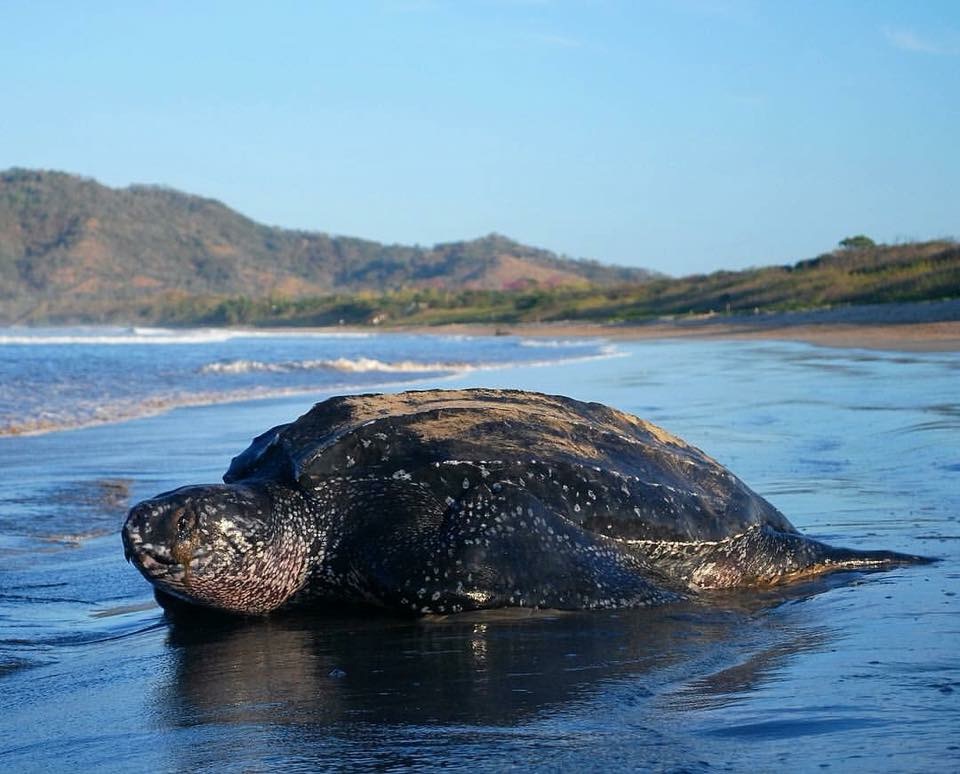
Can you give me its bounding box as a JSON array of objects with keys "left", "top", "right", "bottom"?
[{"left": 122, "top": 483, "right": 311, "bottom": 614}]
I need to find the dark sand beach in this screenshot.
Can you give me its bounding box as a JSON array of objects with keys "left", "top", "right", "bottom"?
[
  {"left": 1, "top": 326, "right": 957, "bottom": 771},
  {"left": 6, "top": 1, "right": 957, "bottom": 768}
]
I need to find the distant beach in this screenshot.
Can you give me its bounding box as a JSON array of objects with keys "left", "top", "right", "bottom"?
[{"left": 314, "top": 299, "right": 960, "bottom": 354}]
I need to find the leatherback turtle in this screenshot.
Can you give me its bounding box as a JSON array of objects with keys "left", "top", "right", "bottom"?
[{"left": 122, "top": 389, "right": 927, "bottom": 615}]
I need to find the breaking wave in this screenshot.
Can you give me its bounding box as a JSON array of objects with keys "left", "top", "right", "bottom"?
[
  {"left": 0, "top": 382, "right": 419, "bottom": 437},
  {"left": 199, "top": 347, "right": 621, "bottom": 377},
  {"left": 200, "top": 357, "right": 468, "bottom": 375},
  {"left": 0, "top": 329, "right": 621, "bottom": 436}
]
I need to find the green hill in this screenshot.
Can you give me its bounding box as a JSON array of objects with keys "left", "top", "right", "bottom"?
[
  {"left": 1, "top": 168, "right": 956, "bottom": 327},
  {"left": 107, "top": 237, "right": 957, "bottom": 328},
  {"left": 0, "top": 169, "right": 650, "bottom": 323}
]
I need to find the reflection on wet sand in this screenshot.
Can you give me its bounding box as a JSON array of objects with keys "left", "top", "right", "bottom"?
[
  {"left": 154, "top": 589, "right": 833, "bottom": 768},
  {"left": 3, "top": 337, "right": 956, "bottom": 771},
  {"left": 664, "top": 627, "right": 830, "bottom": 712}
]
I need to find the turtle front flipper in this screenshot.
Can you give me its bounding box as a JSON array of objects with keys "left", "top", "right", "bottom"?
[
  {"left": 633, "top": 524, "right": 934, "bottom": 590},
  {"left": 320, "top": 477, "right": 679, "bottom": 614},
  {"left": 437, "top": 481, "right": 682, "bottom": 612}
]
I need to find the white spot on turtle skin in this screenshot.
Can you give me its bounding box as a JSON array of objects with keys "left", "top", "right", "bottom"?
[
  {"left": 462, "top": 478, "right": 470, "bottom": 490},
  {"left": 392, "top": 470, "right": 411, "bottom": 480}
]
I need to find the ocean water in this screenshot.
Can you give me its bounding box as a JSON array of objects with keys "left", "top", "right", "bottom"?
[
  {"left": 0, "top": 326, "right": 612, "bottom": 435},
  {"left": 0, "top": 330, "right": 957, "bottom": 772}
]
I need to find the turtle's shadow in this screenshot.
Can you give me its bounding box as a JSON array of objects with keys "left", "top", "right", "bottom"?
[{"left": 154, "top": 582, "right": 842, "bottom": 734}]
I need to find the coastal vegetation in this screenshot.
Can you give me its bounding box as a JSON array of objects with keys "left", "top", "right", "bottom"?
[
  {"left": 1, "top": 169, "right": 956, "bottom": 326},
  {"left": 54, "top": 237, "right": 956, "bottom": 328}
]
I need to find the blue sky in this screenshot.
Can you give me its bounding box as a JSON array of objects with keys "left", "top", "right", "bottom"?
[{"left": 1, "top": 1, "right": 957, "bottom": 275}]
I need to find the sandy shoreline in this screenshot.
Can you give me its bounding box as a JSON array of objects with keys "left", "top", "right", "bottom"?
[
  {"left": 6, "top": 300, "right": 958, "bottom": 773},
  {"left": 378, "top": 300, "right": 960, "bottom": 353}
]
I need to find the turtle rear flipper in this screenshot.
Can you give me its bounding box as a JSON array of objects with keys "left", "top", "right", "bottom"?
[{"left": 637, "top": 525, "right": 934, "bottom": 590}]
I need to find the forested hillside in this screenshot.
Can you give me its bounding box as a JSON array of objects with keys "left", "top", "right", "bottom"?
[{"left": 0, "top": 169, "right": 650, "bottom": 322}]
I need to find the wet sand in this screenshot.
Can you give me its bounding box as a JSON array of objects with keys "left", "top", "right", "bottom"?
[
  {"left": 2, "top": 335, "right": 958, "bottom": 771},
  {"left": 385, "top": 299, "right": 960, "bottom": 353}
]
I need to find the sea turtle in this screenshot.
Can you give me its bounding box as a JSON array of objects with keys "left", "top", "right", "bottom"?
[{"left": 122, "top": 389, "right": 928, "bottom": 615}]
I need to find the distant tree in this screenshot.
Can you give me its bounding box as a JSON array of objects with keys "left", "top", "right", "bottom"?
[{"left": 839, "top": 235, "right": 876, "bottom": 250}]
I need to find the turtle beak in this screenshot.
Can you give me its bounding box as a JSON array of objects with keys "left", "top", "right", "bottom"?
[{"left": 122, "top": 499, "right": 189, "bottom": 569}]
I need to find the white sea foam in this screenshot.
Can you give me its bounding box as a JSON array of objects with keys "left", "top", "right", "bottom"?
[
  {"left": 0, "top": 326, "right": 372, "bottom": 346},
  {"left": 0, "top": 372, "right": 460, "bottom": 437},
  {"left": 200, "top": 357, "right": 469, "bottom": 375},
  {"left": 200, "top": 347, "right": 621, "bottom": 376}
]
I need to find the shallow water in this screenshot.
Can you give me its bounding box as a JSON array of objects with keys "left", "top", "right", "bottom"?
[{"left": 0, "top": 335, "right": 957, "bottom": 772}]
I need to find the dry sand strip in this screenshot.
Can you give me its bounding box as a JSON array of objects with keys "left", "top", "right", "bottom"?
[
  {"left": 388, "top": 300, "right": 960, "bottom": 353},
  {"left": 509, "top": 320, "right": 960, "bottom": 353}
]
